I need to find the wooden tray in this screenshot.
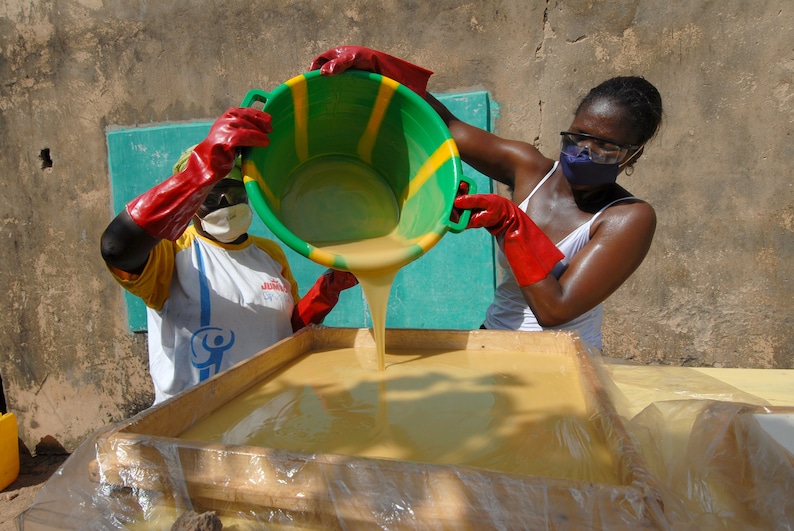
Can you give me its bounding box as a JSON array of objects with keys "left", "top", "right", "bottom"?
[{"left": 92, "top": 328, "right": 664, "bottom": 529}]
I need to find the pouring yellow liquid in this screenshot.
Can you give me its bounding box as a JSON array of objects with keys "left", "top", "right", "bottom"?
[
  {"left": 281, "top": 157, "right": 411, "bottom": 370},
  {"left": 316, "top": 235, "right": 406, "bottom": 371}
]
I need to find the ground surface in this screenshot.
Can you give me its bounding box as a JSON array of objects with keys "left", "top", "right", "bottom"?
[{"left": 0, "top": 440, "right": 69, "bottom": 531}]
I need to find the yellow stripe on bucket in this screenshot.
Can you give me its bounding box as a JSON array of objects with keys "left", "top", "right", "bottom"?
[
  {"left": 410, "top": 230, "right": 444, "bottom": 253},
  {"left": 308, "top": 247, "right": 342, "bottom": 269},
  {"left": 358, "top": 77, "right": 399, "bottom": 164},
  {"left": 287, "top": 75, "right": 310, "bottom": 162},
  {"left": 401, "top": 139, "right": 459, "bottom": 202},
  {"left": 242, "top": 165, "right": 279, "bottom": 210}
]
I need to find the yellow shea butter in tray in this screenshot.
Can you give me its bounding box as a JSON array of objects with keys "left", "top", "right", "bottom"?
[{"left": 180, "top": 346, "right": 617, "bottom": 484}]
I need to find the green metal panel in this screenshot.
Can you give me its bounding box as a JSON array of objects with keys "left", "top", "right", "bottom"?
[{"left": 105, "top": 91, "right": 496, "bottom": 332}]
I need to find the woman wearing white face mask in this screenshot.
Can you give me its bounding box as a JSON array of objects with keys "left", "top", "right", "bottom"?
[
  {"left": 101, "top": 109, "right": 357, "bottom": 405},
  {"left": 189, "top": 156, "right": 254, "bottom": 244}
]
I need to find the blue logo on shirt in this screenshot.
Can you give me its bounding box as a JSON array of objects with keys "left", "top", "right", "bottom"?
[{"left": 191, "top": 326, "right": 235, "bottom": 381}]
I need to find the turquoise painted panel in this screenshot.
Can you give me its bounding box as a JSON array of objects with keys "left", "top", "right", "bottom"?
[{"left": 106, "top": 91, "right": 496, "bottom": 332}]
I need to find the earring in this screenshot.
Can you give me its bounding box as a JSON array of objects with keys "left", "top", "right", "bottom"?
[{"left": 625, "top": 165, "right": 634, "bottom": 176}]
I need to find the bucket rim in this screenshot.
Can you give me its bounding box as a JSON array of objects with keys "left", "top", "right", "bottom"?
[{"left": 240, "top": 70, "right": 470, "bottom": 272}]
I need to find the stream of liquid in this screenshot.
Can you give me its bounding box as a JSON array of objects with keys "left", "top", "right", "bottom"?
[
  {"left": 315, "top": 235, "right": 406, "bottom": 371},
  {"left": 281, "top": 157, "right": 410, "bottom": 371}
]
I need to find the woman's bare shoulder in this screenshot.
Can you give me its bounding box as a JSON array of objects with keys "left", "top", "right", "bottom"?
[{"left": 597, "top": 197, "right": 656, "bottom": 238}]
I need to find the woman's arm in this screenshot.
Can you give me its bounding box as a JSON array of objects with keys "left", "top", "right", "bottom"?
[
  {"left": 520, "top": 200, "right": 657, "bottom": 326},
  {"left": 425, "top": 93, "right": 549, "bottom": 190},
  {"left": 101, "top": 107, "right": 273, "bottom": 275},
  {"left": 100, "top": 209, "right": 161, "bottom": 275}
]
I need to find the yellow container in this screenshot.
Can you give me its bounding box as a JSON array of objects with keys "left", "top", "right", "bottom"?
[{"left": 0, "top": 412, "right": 20, "bottom": 491}]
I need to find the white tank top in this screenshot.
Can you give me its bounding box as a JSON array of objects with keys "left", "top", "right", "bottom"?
[{"left": 483, "top": 161, "right": 630, "bottom": 350}]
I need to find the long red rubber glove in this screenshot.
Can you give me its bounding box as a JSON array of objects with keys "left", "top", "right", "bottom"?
[
  {"left": 291, "top": 270, "right": 359, "bottom": 332},
  {"left": 454, "top": 194, "right": 564, "bottom": 286},
  {"left": 126, "top": 108, "right": 272, "bottom": 241},
  {"left": 309, "top": 46, "right": 433, "bottom": 97}
]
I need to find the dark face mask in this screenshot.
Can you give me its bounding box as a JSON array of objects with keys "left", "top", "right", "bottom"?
[{"left": 559, "top": 151, "right": 619, "bottom": 186}]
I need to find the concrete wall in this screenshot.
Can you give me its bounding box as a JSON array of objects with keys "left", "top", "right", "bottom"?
[{"left": 1, "top": 0, "right": 791, "bottom": 452}]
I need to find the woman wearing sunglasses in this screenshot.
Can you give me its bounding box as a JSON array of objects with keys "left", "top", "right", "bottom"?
[
  {"left": 436, "top": 77, "right": 663, "bottom": 350},
  {"left": 310, "top": 46, "right": 663, "bottom": 350},
  {"left": 101, "top": 109, "right": 357, "bottom": 405}
]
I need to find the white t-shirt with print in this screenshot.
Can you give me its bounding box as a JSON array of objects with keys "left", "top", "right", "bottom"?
[{"left": 110, "top": 225, "right": 298, "bottom": 404}]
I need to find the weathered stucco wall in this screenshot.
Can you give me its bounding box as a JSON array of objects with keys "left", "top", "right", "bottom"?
[{"left": 1, "top": 0, "right": 791, "bottom": 452}]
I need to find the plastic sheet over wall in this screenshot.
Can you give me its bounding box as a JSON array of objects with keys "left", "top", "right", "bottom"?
[{"left": 16, "top": 329, "right": 794, "bottom": 530}]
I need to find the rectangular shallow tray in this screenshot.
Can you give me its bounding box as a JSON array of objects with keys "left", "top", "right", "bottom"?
[{"left": 93, "top": 328, "right": 663, "bottom": 529}]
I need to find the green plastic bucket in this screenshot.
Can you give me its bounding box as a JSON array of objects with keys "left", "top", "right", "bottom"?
[{"left": 240, "top": 70, "right": 475, "bottom": 273}]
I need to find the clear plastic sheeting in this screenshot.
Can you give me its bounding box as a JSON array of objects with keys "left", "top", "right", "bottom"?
[
  {"left": 15, "top": 329, "right": 794, "bottom": 530},
  {"left": 600, "top": 358, "right": 794, "bottom": 530},
  {"left": 625, "top": 400, "right": 794, "bottom": 530},
  {"left": 17, "top": 427, "right": 661, "bottom": 530}
]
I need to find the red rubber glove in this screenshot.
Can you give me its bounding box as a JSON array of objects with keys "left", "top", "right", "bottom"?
[
  {"left": 309, "top": 46, "right": 433, "bottom": 97},
  {"left": 454, "top": 194, "right": 564, "bottom": 286},
  {"left": 126, "top": 108, "right": 272, "bottom": 240},
  {"left": 291, "top": 269, "right": 359, "bottom": 332}
]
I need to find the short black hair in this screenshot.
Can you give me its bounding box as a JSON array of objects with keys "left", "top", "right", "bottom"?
[{"left": 576, "top": 76, "right": 663, "bottom": 145}]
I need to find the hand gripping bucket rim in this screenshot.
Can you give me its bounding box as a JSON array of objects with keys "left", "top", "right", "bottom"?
[{"left": 240, "top": 69, "right": 475, "bottom": 272}]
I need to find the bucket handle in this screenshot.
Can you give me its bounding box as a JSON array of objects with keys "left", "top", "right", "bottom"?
[
  {"left": 240, "top": 89, "right": 271, "bottom": 108},
  {"left": 446, "top": 174, "right": 477, "bottom": 233}
]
